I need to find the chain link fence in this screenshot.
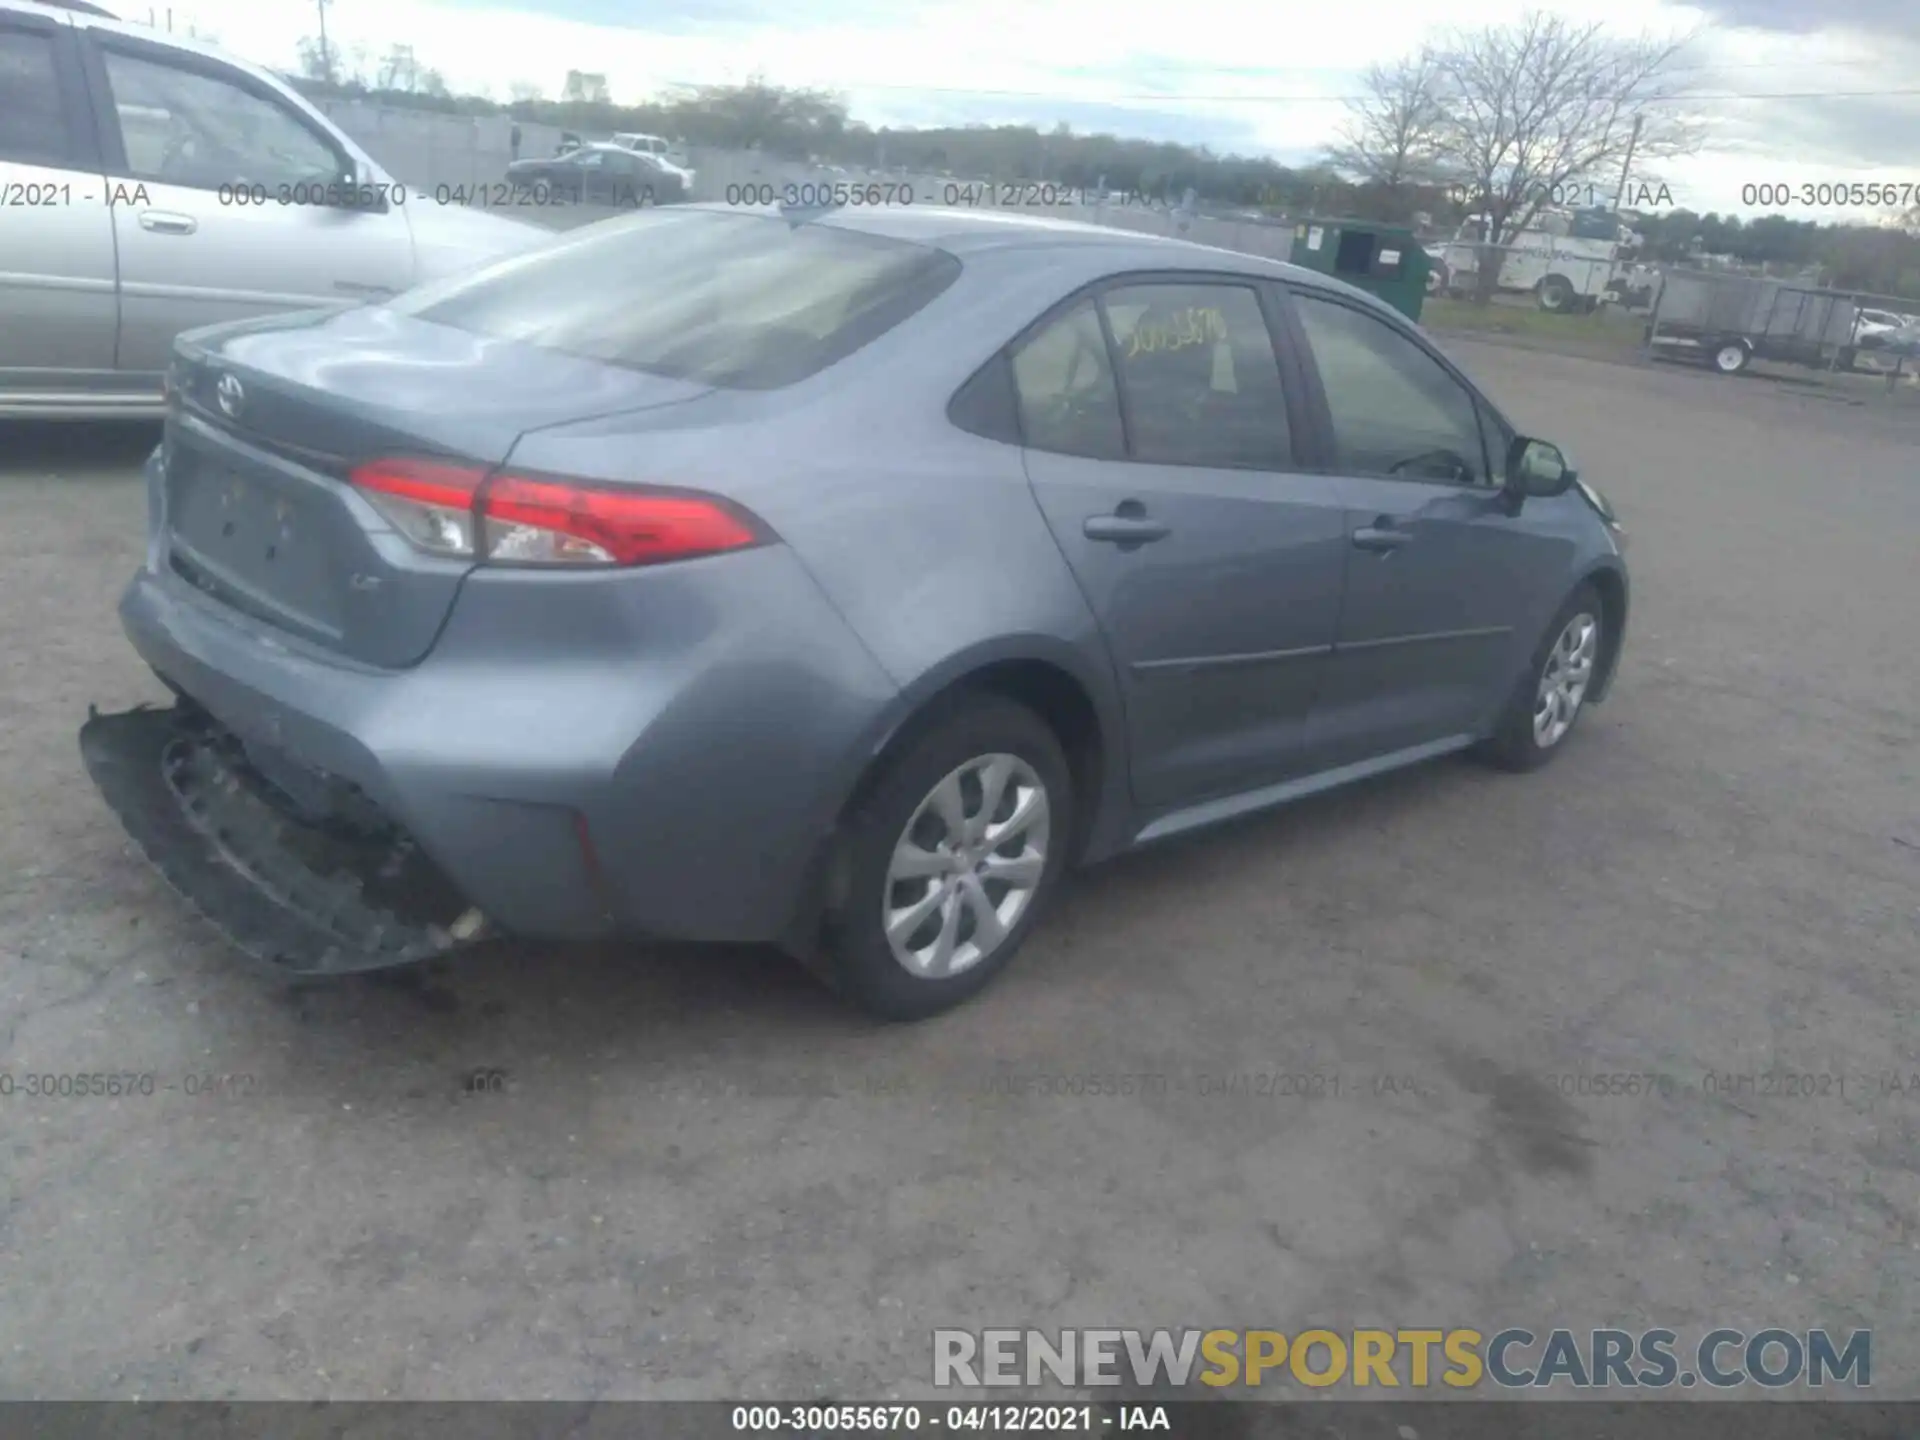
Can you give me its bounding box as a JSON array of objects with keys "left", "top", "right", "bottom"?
[{"left": 317, "top": 104, "right": 1918, "bottom": 401}]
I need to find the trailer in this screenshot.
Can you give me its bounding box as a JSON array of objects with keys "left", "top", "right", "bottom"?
[{"left": 1646, "top": 270, "right": 1868, "bottom": 375}]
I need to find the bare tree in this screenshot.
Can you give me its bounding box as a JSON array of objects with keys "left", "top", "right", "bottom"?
[
  {"left": 1326, "top": 50, "right": 1447, "bottom": 218},
  {"left": 508, "top": 80, "right": 546, "bottom": 104},
  {"left": 1425, "top": 12, "right": 1702, "bottom": 299},
  {"left": 295, "top": 35, "right": 336, "bottom": 85}
]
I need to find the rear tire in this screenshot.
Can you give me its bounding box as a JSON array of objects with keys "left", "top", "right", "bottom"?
[
  {"left": 1476, "top": 584, "right": 1604, "bottom": 773},
  {"left": 811, "top": 694, "right": 1074, "bottom": 1021},
  {"left": 1711, "top": 340, "right": 1751, "bottom": 374}
]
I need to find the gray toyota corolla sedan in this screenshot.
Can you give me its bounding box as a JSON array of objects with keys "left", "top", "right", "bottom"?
[{"left": 80, "top": 204, "right": 1628, "bottom": 1020}]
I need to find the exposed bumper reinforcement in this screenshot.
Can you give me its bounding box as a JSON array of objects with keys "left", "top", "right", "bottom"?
[{"left": 79, "top": 703, "right": 490, "bottom": 976}]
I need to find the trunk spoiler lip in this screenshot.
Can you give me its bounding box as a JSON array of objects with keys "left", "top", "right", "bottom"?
[{"left": 79, "top": 702, "right": 491, "bottom": 977}]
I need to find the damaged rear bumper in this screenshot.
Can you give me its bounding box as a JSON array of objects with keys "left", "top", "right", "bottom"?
[{"left": 79, "top": 703, "right": 490, "bottom": 976}]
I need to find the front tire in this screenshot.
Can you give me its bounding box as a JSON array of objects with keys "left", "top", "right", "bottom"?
[
  {"left": 813, "top": 694, "right": 1073, "bottom": 1021},
  {"left": 1477, "top": 584, "right": 1604, "bottom": 772}
]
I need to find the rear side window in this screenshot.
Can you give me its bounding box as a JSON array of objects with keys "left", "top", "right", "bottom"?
[
  {"left": 1009, "top": 299, "right": 1125, "bottom": 460},
  {"left": 393, "top": 209, "right": 961, "bottom": 390},
  {"left": 1102, "top": 281, "right": 1291, "bottom": 468},
  {"left": 0, "top": 28, "right": 73, "bottom": 167}
]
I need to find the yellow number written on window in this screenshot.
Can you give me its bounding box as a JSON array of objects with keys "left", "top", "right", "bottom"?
[{"left": 1124, "top": 307, "right": 1227, "bottom": 359}]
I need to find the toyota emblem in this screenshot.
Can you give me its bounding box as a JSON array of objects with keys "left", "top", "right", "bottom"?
[{"left": 215, "top": 373, "right": 245, "bottom": 420}]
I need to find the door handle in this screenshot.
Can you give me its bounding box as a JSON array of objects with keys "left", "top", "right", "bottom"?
[
  {"left": 138, "top": 211, "right": 198, "bottom": 235},
  {"left": 1083, "top": 511, "right": 1170, "bottom": 545},
  {"left": 1351, "top": 520, "right": 1412, "bottom": 553}
]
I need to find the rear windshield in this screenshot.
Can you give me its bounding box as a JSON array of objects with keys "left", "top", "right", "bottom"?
[{"left": 390, "top": 208, "right": 961, "bottom": 390}]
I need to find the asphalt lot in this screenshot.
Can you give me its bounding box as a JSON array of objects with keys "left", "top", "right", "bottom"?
[{"left": 2, "top": 341, "right": 1918, "bottom": 1401}]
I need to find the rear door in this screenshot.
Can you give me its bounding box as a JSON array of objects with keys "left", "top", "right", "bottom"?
[
  {"left": 74, "top": 27, "right": 417, "bottom": 384},
  {"left": 1018, "top": 275, "right": 1348, "bottom": 811},
  {"left": 1281, "top": 286, "right": 1574, "bottom": 768},
  {"left": 0, "top": 10, "right": 118, "bottom": 405}
]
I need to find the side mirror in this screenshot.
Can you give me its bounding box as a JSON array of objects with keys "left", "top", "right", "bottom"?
[{"left": 1505, "top": 436, "right": 1576, "bottom": 502}]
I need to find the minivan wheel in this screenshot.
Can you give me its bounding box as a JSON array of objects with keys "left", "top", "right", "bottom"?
[
  {"left": 1477, "top": 584, "right": 1603, "bottom": 772},
  {"left": 815, "top": 694, "right": 1073, "bottom": 1021}
]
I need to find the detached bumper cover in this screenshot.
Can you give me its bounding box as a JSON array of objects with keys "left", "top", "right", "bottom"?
[{"left": 79, "top": 704, "right": 488, "bottom": 975}]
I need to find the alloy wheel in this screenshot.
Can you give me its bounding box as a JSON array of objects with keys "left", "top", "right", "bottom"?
[
  {"left": 883, "top": 753, "right": 1050, "bottom": 978},
  {"left": 1534, "top": 612, "right": 1599, "bottom": 749}
]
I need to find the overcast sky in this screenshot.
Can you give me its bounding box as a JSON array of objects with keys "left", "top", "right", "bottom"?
[{"left": 153, "top": 0, "right": 1920, "bottom": 221}]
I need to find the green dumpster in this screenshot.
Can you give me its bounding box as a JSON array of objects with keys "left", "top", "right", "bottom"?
[{"left": 1289, "top": 218, "right": 1430, "bottom": 323}]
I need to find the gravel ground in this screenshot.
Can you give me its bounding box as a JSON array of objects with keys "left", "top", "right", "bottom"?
[{"left": 1, "top": 342, "right": 1917, "bottom": 1401}]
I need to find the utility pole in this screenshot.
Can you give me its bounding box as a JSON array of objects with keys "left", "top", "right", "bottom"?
[
  {"left": 1613, "top": 113, "right": 1643, "bottom": 211},
  {"left": 316, "top": 0, "right": 333, "bottom": 84}
]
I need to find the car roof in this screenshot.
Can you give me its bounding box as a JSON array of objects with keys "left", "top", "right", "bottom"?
[
  {"left": 11, "top": 0, "right": 216, "bottom": 54},
  {"left": 687, "top": 201, "right": 1262, "bottom": 261},
  {"left": 18, "top": 0, "right": 118, "bottom": 15},
  {"left": 677, "top": 202, "right": 1389, "bottom": 310}
]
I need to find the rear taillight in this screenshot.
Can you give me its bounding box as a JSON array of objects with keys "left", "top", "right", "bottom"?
[
  {"left": 350, "top": 458, "right": 484, "bottom": 558},
  {"left": 349, "top": 458, "right": 766, "bottom": 568}
]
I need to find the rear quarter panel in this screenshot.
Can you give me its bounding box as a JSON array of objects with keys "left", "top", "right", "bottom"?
[{"left": 502, "top": 246, "right": 1148, "bottom": 863}]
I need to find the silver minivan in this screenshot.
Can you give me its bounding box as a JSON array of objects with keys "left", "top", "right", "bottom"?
[{"left": 1, "top": 0, "right": 551, "bottom": 419}]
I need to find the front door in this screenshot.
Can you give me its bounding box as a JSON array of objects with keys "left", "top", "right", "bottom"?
[
  {"left": 1283, "top": 288, "right": 1575, "bottom": 769},
  {"left": 82, "top": 33, "right": 416, "bottom": 383},
  {"left": 1017, "top": 278, "right": 1349, "bottom": 811}
]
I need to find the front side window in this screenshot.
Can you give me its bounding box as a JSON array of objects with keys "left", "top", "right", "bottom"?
[
  {"left": 1478, "top": 399, "right": 1515, "bottom": 487},
  {"left": 1009, "top": 299, "right": 1125, "bottom": 460},
  {"left": 100, "top": 48, "right": 343, "bottom": 191},
  {"left": 0, "top": 28, "right": 73, "bottom": 167},
  {"left": 1102, "top": 281, "right": 1291, "bottom": 468},
  {"left": 393, "top": 208, "right": 961, "bottom": 390},
  {"left": 1290, "top": 291, "right": 1491, "bottom": 485}
]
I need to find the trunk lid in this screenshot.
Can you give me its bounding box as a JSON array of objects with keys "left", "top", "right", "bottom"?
[{"left": 163, "top": 306, "right": 711, "bottom": 668}]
